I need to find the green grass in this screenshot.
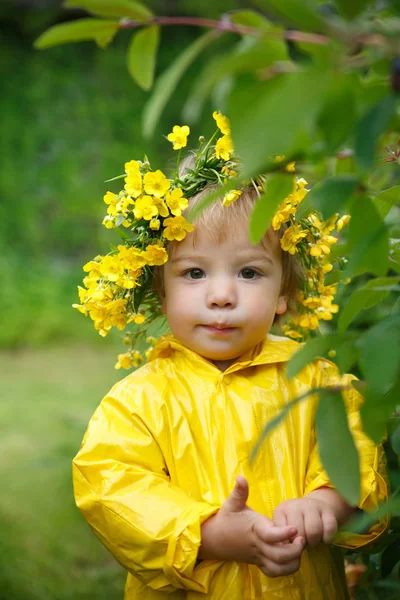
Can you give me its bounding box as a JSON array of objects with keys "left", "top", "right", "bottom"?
[{"left": 0, "top": 344, "right": 128, "bottom": 599}]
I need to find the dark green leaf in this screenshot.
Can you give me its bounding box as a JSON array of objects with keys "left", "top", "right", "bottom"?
[
  {"left": 345, "top": 196, "right": 389, "bottom": 277},
  {"left": 324, "top": 270, "right": 343, "bottom": 285},
  {"left": 304, "top": 175, "right": 358, "bottom": 219},
  {"left": 318, "top": 86, "right": 355, "bottom": 154},
  {"left": 381, "top": 540, "right": 400, "bottom": 577},
  {"left": 346, "top": 496, "right": 398, "bottom": 533},
  {"left": 143, "top": 30, "right": 217, "bottom": 138},
  {"left": 316, "top": 391, "right": 360, "bottom": 505},
  {"left": 338, "top": 277, "right": 400, "bottom": 333},
  {"left": 64, "top": 0, "right": 152, "bottom": 19},
  {"left": 249, "top": 174, "right": 293, "bottom": 243},
  {"left": 355, "top": 95, "right": 397, "bottom": 170},
  {"left": 127, "top": 25, "right": 159, "bottom": 90},
  {"left": 373, "top": 185, "right": 400, "bottom": 219},
  {"left": 335, "top": 342, "right": 358, "bottom": 374},
  {"left": 318, "top": 81, "right": 356, "bottom": 153},
  {"left": 183, "top": 34, "right": 289, "bottom": 123},
  {"left": 360, "top": 381, "right": 400, "bottom": 442},
  {"left": 229, "top": 67, "right": 330, "bottom": 177},
  {"left": 286, "top": 334, "right": 340, "bottom": 379},
  {"left": 392, "top": 424, "right": 400, "bottom": 454},
  {"left": 250, "top": 386, "right": 329, "bottom": 463},
  {"left": 34, "top": 18, "right": 119, "bottom": 49},
  {"left": 336, "top": 0, "right": 371, "bottom": 19},
  {"left": 253, "top": 0, "right": 326, "bottom": 32},
  {"left": 357, "top": 316, "right": 400, "bottom": 394}
]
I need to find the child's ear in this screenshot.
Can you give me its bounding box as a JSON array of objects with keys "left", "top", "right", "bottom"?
[{"left": 276, "top": 295, "right": 287, "bottom": 315}]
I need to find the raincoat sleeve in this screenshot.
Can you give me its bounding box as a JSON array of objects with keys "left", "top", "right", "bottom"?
[
  {"left": 72, "top": 377, "right": 219, "bottom": 593},
  {"left": 304, "top": 361, "right": 389, "bottom": 549}
]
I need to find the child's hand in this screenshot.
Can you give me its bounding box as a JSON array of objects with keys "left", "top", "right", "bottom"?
[
  {"left": 199, "top": 476, "right": 305, "bottom": 577},
  {"left": 272, "top": 497, "right": 338, "bottom": 549}
]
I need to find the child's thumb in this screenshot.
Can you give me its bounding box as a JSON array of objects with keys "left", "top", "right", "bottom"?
[{"left": 223, "top": 476, "right": 249, "bottom": 513}]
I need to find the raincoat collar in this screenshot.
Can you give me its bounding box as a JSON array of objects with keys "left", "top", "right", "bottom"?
[{"left": 151, "top": 334, "right": 300, "bottom": 375}]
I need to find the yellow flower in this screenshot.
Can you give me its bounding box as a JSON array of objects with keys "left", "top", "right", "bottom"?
[
  {"left": 167, "top": 125, "right": 190, "bottom": 150},
  {"left": 223, "top": 189, "right": 242, "bottom": 207},
  {"left": 117, "top": 245, "right": 147, "bottom": 270},
  {"left": 163, "top": 215, "right": 194, "bottom": 241},
  {"left": 134, "top": 314, "right": 146, "bottom": 324},
  {"left": 133, "top": 195, "right": 158, "bottom": 220},
  {"left": 143, "top": 170, "right": 171, "bottom": 198},
  {"left": 99, "top": 255, "right": 124, "bottom": 282},
  {"left": 150, "top": 218, "right": 161, "bottom": 230},
  {"left": 104, "top": 191, "right": 117, "bottom": 205},
  {"left": 124, "top": 173, "right": 142, "bottom": 198},
  {"left": 102, "top": 215, "right": 115, "bottom": 229},
  {"left": 143, "top": 244, "right": 168, "bottom": 266},
  {"left": 152, "top": 197, "right": 169, "bottom": 218},
  {"left": 337, "top": 214, "right": 351, "bottom": 231},
  {"left": 309, "top": 235, "right": 337, "bottom": 257},
  {"left": 115, "top": 352, "right": 133, "bottom": 370},
  {"left": 213, "top": 111, "right": 231, "bottom": 135},
  {"left": 221, "top": 165, "right": 237, "bottom": 178},
  {"left": 215, "top": 134, "right": 233, "bottom": 161},
  {"left": 280, "top": 225, "right": 307, "bottom": 254},
  {"left": 114, "top": 349, "right": 142, "bottom": 370},
  {"left": 124, "top": 160, "right": 141, "bottom": 176},
  {"left": 118, "top": 270, "right": 141, "bottom": 289},
  {"left": 166, "top": 188, "right": 188, "bottom": 216},
  {"left": 298, "top": 314, "right": 320, "bottom": 329}
]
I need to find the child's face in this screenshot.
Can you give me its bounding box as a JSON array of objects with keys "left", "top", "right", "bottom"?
[{"left": 162, "top": 221, "right": 287, "bottom": 370}]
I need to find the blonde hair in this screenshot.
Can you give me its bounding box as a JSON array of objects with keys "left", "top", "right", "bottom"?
[{"left": 153, "top": 183, "right": 303, "bottom": 313}]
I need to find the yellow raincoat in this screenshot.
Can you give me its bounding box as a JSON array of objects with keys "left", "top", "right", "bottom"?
[{"left": 73, "top": 334, "right": 388, "bottom": 599}]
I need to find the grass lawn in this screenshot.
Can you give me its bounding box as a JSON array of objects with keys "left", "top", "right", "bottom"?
[{"left": 0, "top": 344, "right": 127, "bottom": 600}]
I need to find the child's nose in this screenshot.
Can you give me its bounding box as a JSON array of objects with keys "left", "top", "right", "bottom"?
[{"left": 206, "top": 278, "right": 237, "bottom": 308}]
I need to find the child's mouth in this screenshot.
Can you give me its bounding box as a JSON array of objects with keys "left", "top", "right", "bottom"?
[{"left": 201, "top": 324, "right": 236, "bottom": 335}]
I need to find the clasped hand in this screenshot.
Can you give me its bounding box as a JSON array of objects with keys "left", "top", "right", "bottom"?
[{"left": 199, "top": 476, "right": 340, "bottom": 578}]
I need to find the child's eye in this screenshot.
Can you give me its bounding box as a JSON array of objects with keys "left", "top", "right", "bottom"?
[
  {"left": 184, "top": 268, "right": 205, "bottom": 280},
  {"left": 240, "top": 268, "right": 258, "bottom": 279}
]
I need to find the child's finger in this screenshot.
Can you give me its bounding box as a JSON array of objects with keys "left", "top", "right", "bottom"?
[
  {"left": 260, "top": 536, "right": 305, "bottom": 564},
  {"left": 275, "top": 510, "right": 305, "bottom": 541},
  {"left": 255, "top": 523, "right": 298, "bottom": 544},
  {"left": 321, "top": 512, "right": 338, "bottom": 544},
  {"left": 221, "top": 476, "right": 249, "bottom": 513}
]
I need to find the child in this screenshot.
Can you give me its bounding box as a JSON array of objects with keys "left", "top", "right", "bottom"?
[{"left": 72, "top": 115, "right": 388, "bottom": 599}]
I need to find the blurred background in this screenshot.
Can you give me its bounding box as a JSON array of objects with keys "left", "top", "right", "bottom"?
[{"left": 0, "top": 0, "right": 242, "bottom": 597}]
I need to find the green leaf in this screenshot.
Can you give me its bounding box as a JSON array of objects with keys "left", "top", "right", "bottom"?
[
  {"left": 249, "top": 174, "right": 293, "bottom": 243},
  {"left": 335, "top": 342, "right": 358, "bottom": 374},
  {"left": 143, "top": 30, "right": 217, "bottom": 138},
  {"left": 64, "top": 0, "right": 152, "bottom": 20},
  {"left": 253, "top": 0, "right": 326, "bottom": 32},
  {"left": 354, "top": 94, "right": 397, "bottom": 170},
  {"left": 250, "top": 386, "right": 329, "bottom": 463},
  {"left": 345, "top": 196, "right": 389, "bottom": 277},
  {"left": 183, "top": 33, "right": 289, "bottom": 124},
  {"left": 317, "top": 81, "right": 356, "bottom": 153},
  {"left": 229, "top": 10, "right": 274, "bottom": 29},
  {"left": 338, "top": 277, "right": 400, "bottom": 333},
  {"left": 373, "top": 185, "right": 400, "bottom": 219},
  {"left": 360, "top": 381, "right": 400, "bottom": 442},
  {"left": 392, "top": 424, "right": 400, "bottom": 454},
  {"left": 316, "top": 391, "right": 360, "bottom": 505},
  {"left": 229, "top": 67, "right": 330, "bottom": 177},
  {"left": 34, "top": 18, "right": 119, "bottom": 49},
  {"left": 346, "top": 495, "right": 397, "bottom": 533},
  {"left": 357, "top": 316, "right": 400, "bottom": 394},
  {"left": 336, "top": 0, "right": 371, "bottom": 19},
  {"left": 127, "top": 25, "right": 159, "bottom": 90},
  {"left": 304, "top": 175, "right": 358, "bottom": 219},
  {"left": 286, "top": 334, "right": 340, "bottom": 380}
]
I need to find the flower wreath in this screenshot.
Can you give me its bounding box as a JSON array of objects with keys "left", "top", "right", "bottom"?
[{"left": 73, "top": 112, "right": 350, "bottom": 370}]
